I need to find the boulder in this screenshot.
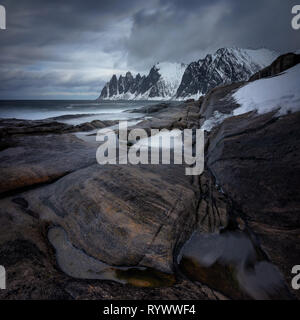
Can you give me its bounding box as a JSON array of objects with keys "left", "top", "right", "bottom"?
[
  {"left": 24, "top": 163, "right": 199, "bottom": 273},
  {"left": 0, "top": 133, "right": 96, "bottom": 195},
  {"left": 206, "top": 110, "right": 300, "bottom": 299}
]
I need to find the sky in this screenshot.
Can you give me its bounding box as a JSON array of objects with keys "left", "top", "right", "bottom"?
[{"left": 0, "top": 0, "right": 299, "bottom": 99}]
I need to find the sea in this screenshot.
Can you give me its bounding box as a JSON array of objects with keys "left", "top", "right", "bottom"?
[{"left": 0, "top": 100, "right": 162, "bottom": 125}]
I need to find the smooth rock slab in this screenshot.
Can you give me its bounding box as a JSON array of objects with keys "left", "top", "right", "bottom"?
[
  {"left": 26, "top": 163, "right": 199, "bottom": 273},
  {"left": 48, "top": 226, "right": 175, "bottom": 287},
  {"left": 0, "top": 133, "right": 96, "bottom": 195}
]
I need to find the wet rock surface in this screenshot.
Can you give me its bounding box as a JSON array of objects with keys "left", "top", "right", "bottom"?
[
  {"left": 205, "top": 110, "right": 300, "bottom": 298},
  {"left": 178, "top": 229, "right": 292, "bottom": 300},
  {"left": 0, "top": 103, "right": 229, "bottom": 299},
  {"left": 197, "top": 58, "right": 300, "bottom": 299},
  {"left": 0, "top": 203, "right": 227, "bottom": 300},
  {"left": 25, "top": 163, "right": 199, "bottom": 273}
]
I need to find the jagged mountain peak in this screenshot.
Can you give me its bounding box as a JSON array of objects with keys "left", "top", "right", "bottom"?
[
  {"left": 98, "top": 47, "right": 279, "bottom": 101},
  {"left": 176, "top": 47, "right": 279, "bottom": 99},
  {"left": 99, "top": 61, "right": 186, "bottom": 100},
  {"left": 125, "top": 71, "right": 133, "bottom": 78}
]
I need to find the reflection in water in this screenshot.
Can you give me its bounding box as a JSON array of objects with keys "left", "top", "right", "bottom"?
[
  {"left": 178, "top": 230, "right": 289, "bottom": 300},
  {"left": 48, "top": 227, "right": 174, "bottom": 288},
  {"left": 48, "top": 226, "right": 290, "bottom": 297}
]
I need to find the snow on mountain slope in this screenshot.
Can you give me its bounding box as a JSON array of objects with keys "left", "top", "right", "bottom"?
[
  {"left": 233, "top": 63, "right": 300, "bottom": 116},
  {"left": 241, "top": 48, "right": 278, "bottom": 69},
  {"left": 155, "top": 62, "right": 186, "bottom": 97},
  {"left": 98, "top": 47, "right": 279, "bottom": 101},
  {"left": 99, "top": 62, "right": 186, "bottom": 100},
  {"left": 176, "top": 48, "right": 279, "bottom": 99}
]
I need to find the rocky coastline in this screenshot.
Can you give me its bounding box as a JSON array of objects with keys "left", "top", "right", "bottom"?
[{"left": 0, "top": 54, "right": 299, "bottom": 300}]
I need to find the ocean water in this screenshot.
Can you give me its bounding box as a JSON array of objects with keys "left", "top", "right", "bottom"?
[{"left": 0, "top": 100, "right": 160, "bottom": 124}]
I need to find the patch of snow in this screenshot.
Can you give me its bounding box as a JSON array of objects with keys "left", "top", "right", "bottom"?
[
  {"left": 201, "top": 111, "right": 232, "bottom": 132},
  {"left": 133, "top": 129, "right": 183, "bottom": 150},
  {"left": 101, "top": 91, "right": 137, "bottom": 100},
  {"left": 212, "top": 47, "right": 278, "bottom": 72},
  {"left": 157, "top": 62, "right": 186, "bottom": 88},
  {"left": 233, "top": 64, "right": 300, "bottom": 116},
  {"left": 155, "top": 62, "right": 186, "bottom": 99},
  {"left": 243, "top": 48, "right": 278, "bottom": 68},
  {"left": 181, "top": 92, "right": 203, "bottom": 101}
]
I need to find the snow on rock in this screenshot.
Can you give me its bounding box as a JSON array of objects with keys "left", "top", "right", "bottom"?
[
  {"left": 233, "top": 64, "right": 300, "bottom": 116},
  {"left": 201, "top": 111, "right": 233, "bottom": 132},
  {"left": 201, "top": 63, "right": 300, "bottom": 132}
]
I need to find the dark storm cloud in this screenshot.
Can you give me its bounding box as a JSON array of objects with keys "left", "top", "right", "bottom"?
[
  {"left": 0, "top": 0, "right": 150, "bottom": 98},
  {"left": 0, "top": 0, "right": 143, "bottom": 64},
  {"left": 126, "top": 0, "right": 299, "bottom": 68},
  {"left": 0, "top": 0, "right": 298, "bottom": 99}
]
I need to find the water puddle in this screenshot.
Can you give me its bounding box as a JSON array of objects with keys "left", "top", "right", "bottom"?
[
  {"left": 178, "top": 229, "right": 290, "bottom": 299},
  {"left": 48, "top": 226, "right": 175, "bottom": 288},
  {"left": 48, "top": 225, "right": 291, "bottom": 297}
]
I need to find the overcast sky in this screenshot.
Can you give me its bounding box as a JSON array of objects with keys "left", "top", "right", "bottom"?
[{"left": 0, "top": 0, "right": 299, "bottom": 99}]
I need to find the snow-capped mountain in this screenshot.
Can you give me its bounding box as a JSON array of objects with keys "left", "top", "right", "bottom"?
[
  {"left": 98, "top": 48, "right": 279, "bottom": 101},
  {"left": 99, "top": 62, "right": 186, "bottom": 100},
  {"left": 176, "top": 48, "right": 279, "bottom": 99}
]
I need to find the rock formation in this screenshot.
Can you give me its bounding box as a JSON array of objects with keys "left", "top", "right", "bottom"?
[{"left": 0, "top": 52, "right": 299, "bottom": 300}]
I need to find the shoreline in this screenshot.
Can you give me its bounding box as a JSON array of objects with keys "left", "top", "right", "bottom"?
[{"left": 0, "top": 56, "right": 299, "bottom": 300}]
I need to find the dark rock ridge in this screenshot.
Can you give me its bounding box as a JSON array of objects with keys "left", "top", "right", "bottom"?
[
  {"left": 100, "top": 72, "right": 147, "bottom": 99},
  {"left": 198, "top": 53, "right": 300, "bottom": 299},
  {"left": 249, "top": 52, "right": 300, "bottom": 81},
  {"left": 206, "top": 109, "right": 300, "bottom": 298}
]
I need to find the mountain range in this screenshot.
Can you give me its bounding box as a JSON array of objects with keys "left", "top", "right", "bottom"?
[{"left": 98, "top": 48, "right": 278, "bottom": 101}]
